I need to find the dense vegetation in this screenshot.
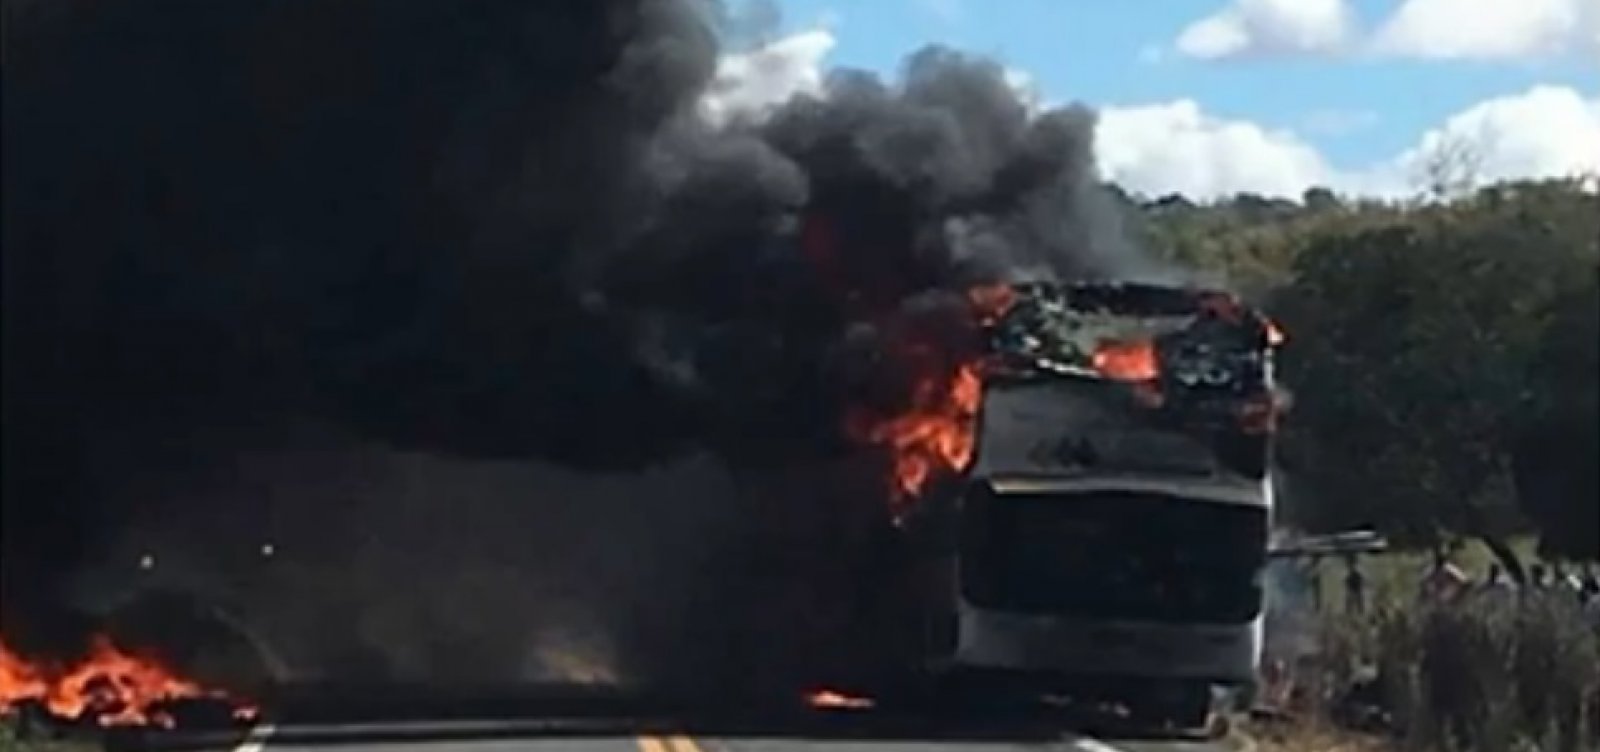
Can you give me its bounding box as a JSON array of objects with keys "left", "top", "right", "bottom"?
[
  {"left": 1121, "top": 177, "right": 1599, "bottom": 567},
  {"left": 1122, "top": 178, "right": 1597, "bottom": 751}
]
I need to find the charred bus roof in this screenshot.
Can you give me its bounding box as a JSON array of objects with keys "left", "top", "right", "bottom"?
[{"left": 977, "top": 281, "right": 1285, "bottom": 436}]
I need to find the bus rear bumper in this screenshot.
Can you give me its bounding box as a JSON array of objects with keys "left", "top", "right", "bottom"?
[{"left": 950, "top": 604, "right": 1262, "bottom": 685}]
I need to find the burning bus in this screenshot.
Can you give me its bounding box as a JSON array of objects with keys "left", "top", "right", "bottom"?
[{"left": 877, "top": 281, "right": 1285, "bottom": 726}]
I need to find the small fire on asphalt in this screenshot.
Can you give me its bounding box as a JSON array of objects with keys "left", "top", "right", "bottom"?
[{"left": 805, "top": 689, "right": 876, "bottom": 710}]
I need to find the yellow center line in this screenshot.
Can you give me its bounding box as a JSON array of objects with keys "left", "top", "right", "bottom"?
[
  {"left": 635, "top": 735, "right": 703, "bottom": 752},
  {"left": 667, "top": 735, "right": 703, "bottom": 752},
  {"left": 635, "top": 737, "right": 669, "bottom": 752}
]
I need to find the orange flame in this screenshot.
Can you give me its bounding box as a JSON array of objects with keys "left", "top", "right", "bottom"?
[
  {"left": 0, "top": 634, "right": 254, "bottom": 728},
  {"left": 806, "top": 688, "right": 875, "bottom": 710},
  {"left": 845, "top": 283, "right": 1014, "bottom": 513},
  {"left": 851, "top": 364, "right": 983, "bottom": 511},
  {"left": 1, "top": 640, "right": 48, "bottom": 708},
  {"left": 1091, "top": 339, "right": 1159, "bottom": 382}
]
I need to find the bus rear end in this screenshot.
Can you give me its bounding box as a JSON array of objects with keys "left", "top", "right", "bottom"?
[{"left": 936, "top": 282, "right": 1282, "bottom": 725}]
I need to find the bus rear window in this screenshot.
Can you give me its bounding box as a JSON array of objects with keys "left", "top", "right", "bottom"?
[{"left": 959, "top": 486, "right": 1268, "bottom": 623}]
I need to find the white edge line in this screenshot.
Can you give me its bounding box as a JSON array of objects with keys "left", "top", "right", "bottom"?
[
  {"left": 234, "top": 722, "right": 277, "bottom": 752},
  {"left": 1074, "top": 737, "right": 1128, "bottom": 752}
]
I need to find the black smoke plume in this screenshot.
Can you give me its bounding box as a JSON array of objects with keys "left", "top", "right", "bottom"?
[{"left": 2, "top": 0, "right": 1134, "bottom": 684}]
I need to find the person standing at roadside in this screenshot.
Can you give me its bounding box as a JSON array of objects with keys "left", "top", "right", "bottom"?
[
  {"left": 1483, "top": 563, "right": 1507, "bottom": 589},
  {"left": 1557, "top": 564, "right": 1584, "bottom": 597},
  {"left": 1343, "top": 555, "right": 1366, "bottom": 614},
  {"left": 1529, "top": 563, "right": 1550, "bottom": 589},
  {"left": 1580, "top": 566, "right": 1599, "bottom": 603},
  {"left": 1478, "top": 563, "right": 1517, "bottom": 609},
  {"left": 1421, "top": 551, "right": 1467, "bottom": 602},
  {"left": 1307, "top": 555, "right": 1325, "bottom": 612}
]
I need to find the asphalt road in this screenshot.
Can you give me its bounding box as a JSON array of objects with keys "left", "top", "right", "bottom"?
[
  {"left": 211, "top": 722, "right": 1231, "bottom": 752},
  {"left": 128, "top": 712, "right": 1231, "bottom": 752},
  {"left": 109, "top": 685, "right": 1233, "bottom": 752}
]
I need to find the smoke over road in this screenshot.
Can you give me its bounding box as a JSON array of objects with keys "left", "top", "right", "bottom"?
[{"left": 2, "top": 0, "right": 1147, "bottom": 688}]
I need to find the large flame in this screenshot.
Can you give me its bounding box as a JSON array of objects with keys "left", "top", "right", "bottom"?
[
  {"left": 844, "top": 285, "right": 1010, "bottom": 513},
  {"left": 849, "top": 364, "right": 983, "bottom": 512},
  {"left": 0, "top": 634, "right": 254, "bottom": 728}
]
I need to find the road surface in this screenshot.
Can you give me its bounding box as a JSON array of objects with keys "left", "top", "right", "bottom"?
[
  {"left": 189, "top": 720, "right": 1231, "bottom": 752},
  {"left": 121, "top": 696, "right": 1236, "bottom": 752}
]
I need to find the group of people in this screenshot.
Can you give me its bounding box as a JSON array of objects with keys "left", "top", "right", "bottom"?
[
  {"left": 1308, "top": 551, "right": 1600, "bottom": 618},
  {"left": 1258, "top": 547, "right": 1600, "bottom": 714},
  {"left": 1404, "top": 553, "right": 1600, "bottom": 630},
  {"left": 1480, "top": 561, "right": 1599, "bottom": 595},
  {"left": 1477, "top": 559, "right": 1600, "bottom": 617}
]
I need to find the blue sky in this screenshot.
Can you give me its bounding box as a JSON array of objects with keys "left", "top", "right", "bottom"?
[{"left": 734, "top": 0, "right": 1600, "bottom": 197}]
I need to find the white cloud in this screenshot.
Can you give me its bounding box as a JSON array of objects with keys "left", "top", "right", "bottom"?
[
  {"left": 1371, "top": 0, "right": 1599, "bottom": 60},
  {"left": 1395, "top": 85, "right": 1600, "bottom": 185},
  {"left": 1175, "top": 0, "right": 1598, "bottom": 61},
  {"left": 1174, "top": 0, "right": 1355, "bottom": 59},
  {"left": 1002, "top": 66, "right": 1043, "bottom": 112},
  {"left": 1000, "top": 66, "right": 1034, "bottom": 92},
  {"left": 1094, "top": 85, "right": 1600, "bottom": 199},
  {"left": 1095, "top": 101, "right": 1336, "bottom": 198},
  {"left": 699, "top": 29, "right": 836, "bottom": 125}
]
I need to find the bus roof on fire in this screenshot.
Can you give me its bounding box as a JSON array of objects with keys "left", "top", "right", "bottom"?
[
  {"left": 978, "top": 281, "right": 1284, "bottom": 432},
  {"left": 985, "top": 281, "right": 1281, "bottom": 379}
]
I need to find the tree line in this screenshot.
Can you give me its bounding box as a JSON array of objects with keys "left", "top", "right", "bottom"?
[{"left": 1118, "top": 177, "right": 1599, "bottom": 569}]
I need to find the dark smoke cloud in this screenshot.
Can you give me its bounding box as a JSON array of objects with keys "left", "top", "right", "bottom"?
[
  {"left": 2, "top": 0, "right": 1136, "bottom": 679},
  {"left": 66, "top": 443, "right": 753, "bottom": 687}
]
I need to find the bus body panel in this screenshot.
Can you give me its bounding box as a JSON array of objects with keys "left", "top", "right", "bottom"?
[{"left": 954, "top": 606, "right": 1263, "bottom": 684}]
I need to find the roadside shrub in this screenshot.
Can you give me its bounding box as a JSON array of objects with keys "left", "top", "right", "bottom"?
[{"left": 1305, "top": 590, "right": 1599, "bottom": 752}]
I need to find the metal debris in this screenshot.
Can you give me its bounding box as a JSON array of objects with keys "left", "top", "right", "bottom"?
[{"left": 983, "top": 282, "right": 1284, "bottom": 428}]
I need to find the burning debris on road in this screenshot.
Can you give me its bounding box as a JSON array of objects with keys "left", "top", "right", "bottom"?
[
  {"left": 805, "top": 688, "right": 876, "bottom": 711},
  {"left": 0, "top": 635, "right": 256, "bottom": 729}
]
